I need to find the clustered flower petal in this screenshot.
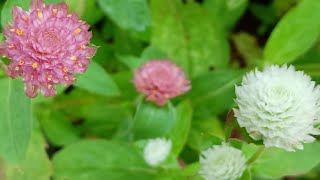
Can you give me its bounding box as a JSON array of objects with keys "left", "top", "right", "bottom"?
[
  {"left": 234, "top": 65, "right": 320, "bottom": 151},
  {"left": 133, "top": 60, "right": 191, "bottom": 106},
  {"left": 143, "top": 138, "right": 172, "bottom": 167},
  {"left": 199, "top": 143, "right": 246, "bottom": 180},
  {"left": 0, "top": 0, "right": 96, "bottom": 97}
]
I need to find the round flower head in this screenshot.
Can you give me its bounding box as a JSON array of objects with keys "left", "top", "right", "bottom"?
[
  {"left": 143, "top": 138, "right": 172, "bottom": 166},
  {"left": 234, "top": 65, "right": 320, "bottom": 151},
  {"left": 199, "top": 143, "right": 246, "bottom": 180},
  {"left": 133, "top": 60, "right": 191, "bottom": 106},
  {"left": 0, "top": 0, "right": 96, "bottom": 97}
]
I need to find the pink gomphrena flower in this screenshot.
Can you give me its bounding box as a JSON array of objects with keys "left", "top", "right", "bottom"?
[
  {"left": 0, "top": 0, "right": 96, "bottom": 98},
  {"left": 133, "top": 60, "right": 191, "bottom": 106}
]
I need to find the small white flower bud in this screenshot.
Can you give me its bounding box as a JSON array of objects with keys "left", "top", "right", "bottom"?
[
  {"left": 199, "top": 143, "right": 246, "bottom": 180},
  {"left": 143, "top": 138, "right": 172, "bottom": 166}
]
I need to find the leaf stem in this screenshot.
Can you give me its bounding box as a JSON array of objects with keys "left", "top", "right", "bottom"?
[{"left": 247, "top": 146, "right": 265, "bottom": 166}]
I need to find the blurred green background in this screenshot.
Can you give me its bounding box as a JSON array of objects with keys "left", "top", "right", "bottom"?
[{"left": 0, "top": 0, "right": 320, "bottom": 179}]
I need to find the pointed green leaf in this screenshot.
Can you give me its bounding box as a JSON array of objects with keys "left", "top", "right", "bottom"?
[
  {"left": 169, "top": 101, "right": 193, "bottom": 155},
  {"left": 151, "top": 0, "right": 229, "bottom": 77},
  {"left": 4, "top": 130, "right": 52, "bottom": 180},
  {"left": 132, "top": 101, "right": 176, "bottom": 140},
  {"left": 53, "top": 140, "right": 156, "bottom": 180},
  {"left": 264, "top": 0, "right": 320, "bottom": 64},
  {"left": 190, "top": 70, "right": 244, "bottom": 118},
  {"left": 0, "top": 79, "right": 32, "bottom": 162},
  {"left": 97, "top": 0, "right": 150, "bottom": 32},
  {"left": 74, "top": 61, "right": 120, "bottom": 97},
  {"left": 252, "top": 142, "right": 320, "bottom": 178}
]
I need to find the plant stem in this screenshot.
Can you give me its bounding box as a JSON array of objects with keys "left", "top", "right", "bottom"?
[{"left": 247, "top": 146, "right": 265, "bottom": 166}]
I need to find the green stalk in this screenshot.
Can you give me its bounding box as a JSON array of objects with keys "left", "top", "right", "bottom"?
[{"left": 247, "top": 146, "right": 265, "bottom": 166}]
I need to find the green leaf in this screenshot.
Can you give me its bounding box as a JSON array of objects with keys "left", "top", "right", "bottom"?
[
  {"left": 112, "top": 71, "right": 137, "bottom": 100},
  {"left": 182, "top": 2, "right": 229, "bottom": 76},
  {"left": 97, "top": 0, "right": 150, "bottom": 32},
  {"left": 65, "top": 0, "right": 104, "bottom": 25},
  {"left": 0, "top": 4, "right": 3, "bottom": 31},
  {"left": 0, "top": 78, "right": 32, "bottom": 162},
  {"left": 113, "top": 27, "right": 145, "bottom": 55},
  {"left": 53, "top": 89, "right": 132, "bottom": 138},
  {"left": 294, "top": 43, "right": 320, "bottom": 80},
  {"left": 264, "top": 0, "right": 320, "bottom": 64},
  {"left": 132, "top": 101, "right": 176, "bottom": 140},
  {"left": 1, "top": 0, "right": 30, "bottom": 27},
  {"left": 74, "top": 60, "right": 120, "bottom": 97},
  {"left": 239, "top": 169, "right": 251, "bottom": 180},
  {"left": 203, "top": 0, "right": 248, "bottom": 31},
  {"left": 141, "top": 46, "right": 168, "bottom": 61},
  {"left": 242, "top": 143, "right": 260, "bottom": 161},
  {"left": 0, "top": 33, "right": 3, "bottom": 42},
  {"left": 250, "top": 3, "right": 277, "bottom": 25},
  {"left": 151, "top": 0, "right": 229, "bottom": 77},
  {"left": 190, "top": 70, "right": 244, "bottom": 118},
  {"left": 53, "top": 140, "right": 156, "bottom": 180},
  {"left": 231, "top": 32, "right": 263, "bottom": 67},
  {"left": 45, "top": 0, "right": 64, "bottom": 3},
  {"left": 37, "top": 108, "right": 81, "bottom": 146},
  {"left": 169, "top": 101, "right": 193, "bottom": 155},
  {"left": 187, "top": 117, "right": 224, "bottom": 151},
  {"left": 117, "top": 55, "right": 145, "bottom": 71},
  {"left": 4, "top": 130, "right": 52, "bottom": 180},
  {"left": 1, "top": 0, "right": 64, "bottom": 27},
  {"left": 252, "top": 142, "right": 320, "bottom": 178},
  {"left": 118, "top": 46, "right": 168, "bottom": 72}
]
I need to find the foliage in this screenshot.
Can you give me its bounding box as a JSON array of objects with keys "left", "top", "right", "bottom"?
[{"left": 0, "top": 0, "right": 320, "bottom": 179}]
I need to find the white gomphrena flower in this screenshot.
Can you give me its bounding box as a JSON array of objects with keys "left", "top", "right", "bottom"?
[
  {"left": 143, "top": 138, "right": 172, "bottom": 166},
  {"left": 199, "top": 143, "right": 246, "bottom": 180},
  {"left": 234, "top": 65, "right": 320, "bottom": 151}
]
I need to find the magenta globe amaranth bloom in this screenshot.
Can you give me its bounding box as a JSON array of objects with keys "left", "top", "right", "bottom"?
[
  {"left": 0, "top": 0, "right": 96, "bottom": 97},
  {"left": 133, "top": 60, "right": 191, "bottom": 106}
]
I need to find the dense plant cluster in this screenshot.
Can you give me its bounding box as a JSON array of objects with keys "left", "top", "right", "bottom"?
[{"left": 0, "top": 0, "right": 320, "bottom": 180}]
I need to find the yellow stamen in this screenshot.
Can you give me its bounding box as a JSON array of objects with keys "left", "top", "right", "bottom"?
[
  {"left": 74, "top": 28, "right": 81, "bottom": 34},
  {"left": 15, "top": 29, "right": 23, "bottom": 36},
  {"left": 70, "top": 56, "right": 77, "bottom": 61},
  {"left": 19, "top": 60, "right": 25, "bottom": 65},
  {"left": 52, "top": 9, "right": 57, "bottom": 16},
  {"left": 62, "top": 67, "right": 69, "bottom": 72},
  {"left": 22, "top": 15, "right": 27, "bottom": 21},
  {"left": 38, "top": 11, "right": 43, "bottom": 18},
  {"left": 47, "top": 75, "right": 52, "bottom": 81},
  {"left": 32, "top": 63, "right": 38, "bottom": 69}
]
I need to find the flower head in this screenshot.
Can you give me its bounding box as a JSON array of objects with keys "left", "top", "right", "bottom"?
[
  {"left": 199, "top": 143, "right": 246, "bottom": 180},
  {"left": 234, "top": 65, "right": 320, "bottom": 151},
  {"left": 0, "top": 0, "right": 96, "bottom": 97},
  {"left": 133, "top": 60, "right": 191, "bottom": 106},
  {"left": 143, "top": 138, "right": 172, "bottom": 166}
]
